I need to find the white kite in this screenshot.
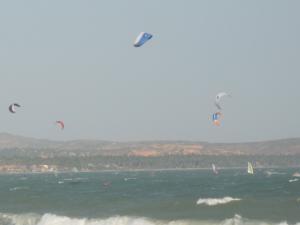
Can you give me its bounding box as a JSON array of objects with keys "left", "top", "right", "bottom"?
[{"left": 215, "top": 92, "right": 231, "bottom": 110}]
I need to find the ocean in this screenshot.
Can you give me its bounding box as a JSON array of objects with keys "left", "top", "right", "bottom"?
[{"left": 0, "top": 168, "right": 299, "bottom": 225}]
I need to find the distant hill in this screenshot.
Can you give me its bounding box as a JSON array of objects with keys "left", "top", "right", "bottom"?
[
  {"left": 1, "top": 133, "right": 300, "bottom": 172},
  {"left": 0, "top": 133, "right": 299, "bottom": 157}
]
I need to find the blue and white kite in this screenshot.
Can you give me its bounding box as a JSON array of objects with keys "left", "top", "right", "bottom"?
[
  {"left": 212, "top": 112, "right": 222, "bottom": 126},
  {"left": 134, "top": 32, "right": 153, "bottom": 47}
]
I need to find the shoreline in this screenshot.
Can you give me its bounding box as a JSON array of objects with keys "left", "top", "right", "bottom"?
[{"left": 0, "top": 165, "right": 299, "bottom": 175}]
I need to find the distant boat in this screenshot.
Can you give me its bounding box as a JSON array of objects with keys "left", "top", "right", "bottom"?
[
  {"left": 212, "top": 164, "right": 218, "bottom": 174},
  {"left": 247, "top": 162, "right": 254, "bottom": 174}
]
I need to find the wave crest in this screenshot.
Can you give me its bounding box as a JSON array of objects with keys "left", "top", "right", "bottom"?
[
  {"left": 0, "top": 213, "right": 180, "bottom": 225},
  {"left": 0, "top": 213, "right": 299, "bottom": 225},
  {"left": 196, "top": 197, "right": 241, "bottom": 206}
]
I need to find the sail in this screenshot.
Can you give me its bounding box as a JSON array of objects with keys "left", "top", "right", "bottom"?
[
  {"left": 212, "top": 164, "right": 218, "bottom": 174},
  {"left": 247, "top": 162, "right": 254, "bottom": 174}
]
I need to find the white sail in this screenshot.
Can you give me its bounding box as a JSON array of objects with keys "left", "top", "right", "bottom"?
[
  {"left": 247, "top": 162, "right": 254, "bottom": 174},
  {"left": 212, "top": 164, "right": 218, "bottom": 174}
]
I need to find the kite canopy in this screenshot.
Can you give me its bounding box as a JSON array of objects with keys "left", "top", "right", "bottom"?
[
  {"left": 212, "top": 112, "right": 222, "bottom": 126},
  {"left": 55, "top": 121, "right": 65, "bottom": 130},
  {"left": 134, "top": 32, "right": 153, "bottom": 47},
  {"left": 215, "top": 92, "right": 231, "bottom": 110},
  {"left": 9, "top": 103, "right": 21, "bottom": 113}
]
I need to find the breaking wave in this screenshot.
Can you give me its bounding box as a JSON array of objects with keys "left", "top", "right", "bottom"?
[
  {"left": 264, "top": 171, "right": 286, "bottom": 176},
  {"left": 0, "top": 213, "right": 299, "bottom": 225},
  {"left": 196, "top": 197, "right": 241, "bottom": 206},
  {"left": 289, "top": 178, "right": 299, "bottom": 183}
]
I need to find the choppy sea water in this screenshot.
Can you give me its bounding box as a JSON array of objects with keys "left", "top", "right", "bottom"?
[{"left": 0, "top": 168, "right": 300, "bottom": 225}]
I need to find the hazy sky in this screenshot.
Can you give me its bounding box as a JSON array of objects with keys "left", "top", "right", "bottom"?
[{"left": 0, "top": 0, "right": 299, "bottom": 142}]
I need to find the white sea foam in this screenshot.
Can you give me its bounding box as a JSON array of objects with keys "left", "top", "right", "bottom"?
[
  {"left": 265, "top": 171, "right": 286, "bottom": 177},
  {"left": 0, "top": 213, "right": 39, "bottom": 225},
  {"left": 289, "top": 178, "right": 299, "bottom": 183},
  {"left": 9, "top": 186, "right": 29, "bottom": 191},
  {"left": 0, "top": 213, "right": 299, "bottom": 225},
  {"left": 196, "top": 197, "right": 241, "bottom": 206},
  {"left": 124, "top": 177, "right": 137, "bottom": 181},
  {"left": 219, "top": 214, "right": 300, "bottom": 225}
]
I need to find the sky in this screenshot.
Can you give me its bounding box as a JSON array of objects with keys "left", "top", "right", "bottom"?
[{"left": 0, "top": 0, "right": 299, "bottom": 143}]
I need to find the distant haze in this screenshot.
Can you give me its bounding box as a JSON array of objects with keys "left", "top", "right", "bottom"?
[{"left": 0, "top": 1, "right": 299, "bottom": 142}]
